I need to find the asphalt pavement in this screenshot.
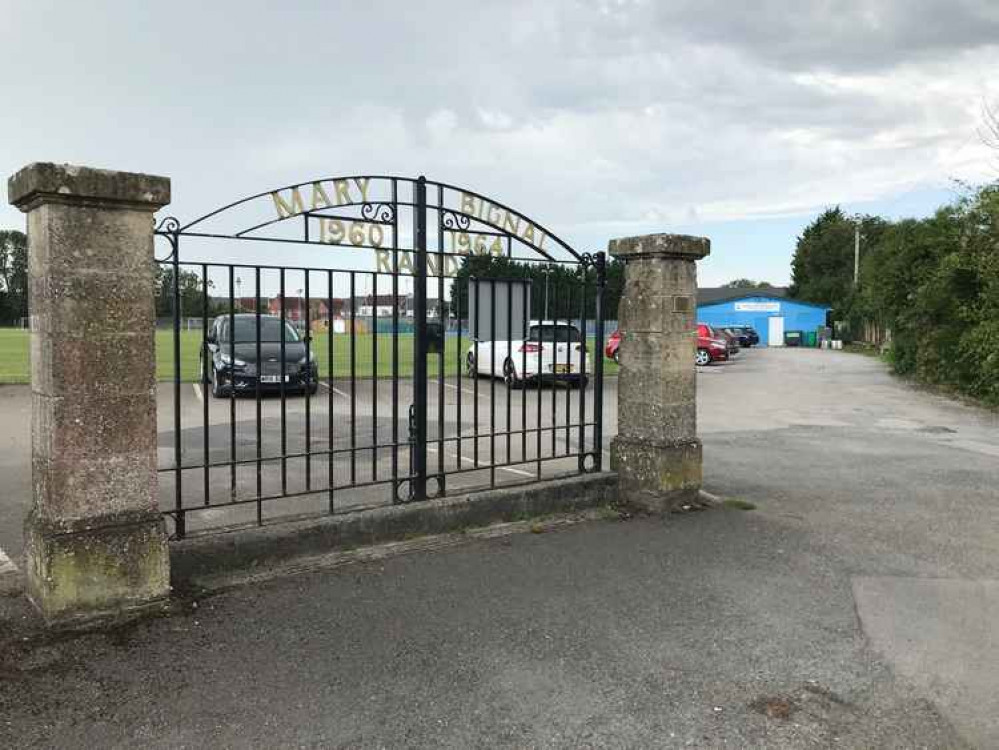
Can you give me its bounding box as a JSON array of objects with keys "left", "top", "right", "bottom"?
[{"left": 2, "top": 348, "right": 998, "bottom": 748}]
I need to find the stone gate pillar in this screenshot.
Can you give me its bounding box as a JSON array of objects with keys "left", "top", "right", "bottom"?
[
  {"left": 8, "top": 163, "right": 171, "bottom": 622},
  {"left": 609, "top": 233, "right": 710, "bottom": 513}
]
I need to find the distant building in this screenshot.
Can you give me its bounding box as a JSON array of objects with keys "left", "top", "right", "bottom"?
[{"left": 696, "top": 287, "right": 830, "bottom": 347}]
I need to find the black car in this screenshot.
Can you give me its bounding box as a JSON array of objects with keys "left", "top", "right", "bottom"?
[
  {"left": 202, "top": 314, "right": 319, "bottom": 398},
  {"left": 723, "top": 325, "right": 759, "bottom": 348}
]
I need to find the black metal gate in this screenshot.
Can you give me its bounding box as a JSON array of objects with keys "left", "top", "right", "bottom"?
[{"left": 155, "top": 176, "right": 606, "bottom": 539}]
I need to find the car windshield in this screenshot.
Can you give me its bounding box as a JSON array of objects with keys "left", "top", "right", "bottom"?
[
  {"left": 528, "top": 324, "right": 581, "bottom": 343},
  {"left": 222, "top": 318, "right": 301, "bottom": 343}
]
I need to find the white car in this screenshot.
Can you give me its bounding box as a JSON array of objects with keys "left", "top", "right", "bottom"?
[{"left": 465, "top": 320, "right": 590, "bottom": 388}]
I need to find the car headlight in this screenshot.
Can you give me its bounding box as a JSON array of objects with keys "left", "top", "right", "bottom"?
[{"left": 219, "top": 353, "right": 247, "bottom": 367}]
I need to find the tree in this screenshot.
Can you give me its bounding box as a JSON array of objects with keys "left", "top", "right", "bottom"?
[
  {"left": 449, "top": 255, "right": 625, "bottom": 325},
  {"left": 154, "top": 265, "right": 217, "bottom": 319},
  {"left": 721, "top": 278, "right": 773, "bottom": 289},
  {"left": 0, "top": 230, "right": 28, "bottom": 325}
]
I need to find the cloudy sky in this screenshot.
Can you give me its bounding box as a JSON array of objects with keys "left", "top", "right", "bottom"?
[{"left": 2, "top": 0, "right": 998, "bottom": 286}]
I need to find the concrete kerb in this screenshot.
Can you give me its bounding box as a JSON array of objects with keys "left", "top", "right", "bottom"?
[{"left": 170, "top": 472, "right": 618, "bottom": 589}]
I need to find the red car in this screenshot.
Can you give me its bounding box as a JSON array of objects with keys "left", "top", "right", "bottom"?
[
  {"left": 696, "top": 323, "right": 729, "bottom": 366},
  {"left": 605, "top": 329, "right": 622, "bottom": 363}
]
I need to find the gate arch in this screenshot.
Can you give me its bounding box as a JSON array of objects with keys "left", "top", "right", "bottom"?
[{"left": 155, "top": 175, "right": 606, "bottom": 539}]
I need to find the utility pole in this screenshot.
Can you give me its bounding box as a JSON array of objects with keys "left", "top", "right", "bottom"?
[{"left": 853, "top": 224, "right": 861, "bottom": 286}]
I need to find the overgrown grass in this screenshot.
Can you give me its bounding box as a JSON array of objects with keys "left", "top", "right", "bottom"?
[{"left": 0, "top": 328, "right": 619, "bottom": 384}]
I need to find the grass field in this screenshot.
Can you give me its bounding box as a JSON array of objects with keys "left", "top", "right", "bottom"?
[{"left": 0, "top": 328, "right": 618, "bottom": 384}]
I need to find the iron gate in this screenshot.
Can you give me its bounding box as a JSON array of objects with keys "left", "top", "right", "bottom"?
[{"left": 155, "top": 176, "right": 606, "bottom": 539}]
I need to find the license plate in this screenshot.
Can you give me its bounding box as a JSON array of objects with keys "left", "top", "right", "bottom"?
[
  {"left": 552, "top": 364, "right": 572, "bottom": 374},
  {"left": 260, "top": 375, "right": 288, "bottom": 384}
]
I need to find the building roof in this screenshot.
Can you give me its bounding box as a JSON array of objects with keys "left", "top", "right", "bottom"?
[
  {"left": 696, "top": 286, "right": 830, "bottom": 311},
  {"left": 697, "top": 286, "right": 788, "bottom": 305}
]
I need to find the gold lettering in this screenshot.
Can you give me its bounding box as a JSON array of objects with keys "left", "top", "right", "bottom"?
[
  {"left": 522, "top": 223, "right": 537, "bottom": 246},
  {"left": 311, "top": 182, "right": 333, "bottom": 210},
  {"left": 446, "top": 255, "right": 461, "bottom": 277},
  {"left": 503, "top": 213, "right": 520, "bottom": 235},
  {"left": 460, "top": 193, "right": 477, "bottom": 217},
  {"left": 375, "top": 249, "right": 393, "bottom": 274},
  {"left": 334, "top": 180, "right": 351, "bottom": 205},
  {"left": 427, "top": 253, "right": 441, "bottom": 277},
  {"left": 271, "top": 187, "right": 305, "bottom": 219},
  {"left": 397, "top": 251, "right": 414, "bottom": 275},
  {"left": 354, "top": 177, "right": 370, "bottom": 202},
  {"left": 486, "top": 205, "right": 503, "bottom": 226},
  {"left": 490, "top": 237, "right": 503, "bottom": 256}
]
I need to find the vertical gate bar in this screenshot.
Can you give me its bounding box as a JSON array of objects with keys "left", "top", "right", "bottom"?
[
  {"left": 473, "top": 277, "right": 480, "bottom": 468},
  {"left": 505, "top": 277, "right": 512, "bottom": 465},
  {"left": 304, "top": 271, "right": 312, "bottom": 491},
  {"left": 489, "top": 278, "right": 496, "bottom": 488},
  {"left": 592, "top": 253, "right": 606, "bottom": 471},
  {"left": 255, "top": 267, "right": 262, "bottom": 525},
  {"left": 327, "top": 269, "right": 335, "bottom": 513},
  {"left": 455, "top": 261, "right": 463, "bottom": 467},
  {"left": 201, "top": 264, "right": 210, "bottom": 507},
  {"left": 412, "top": 175, "right": 428, "bottom": 501},
  {"left": 436, "top": 185, "right": 445, "bottom": 482},
  {"left": 229, "top": 265, "right": 237, "bottom": 497},
  {"left": 577, "top": 266, "right": 588, "bottom": 469},
  {"left": 280, "top": 268, "right": 287, "bottom": 495},
  {"left": 349, "top": 271, "right": 356, "bottom": 485},
  {"left": 564, "top": 281, "right": 572, "bottom": 454},
  {"left": 171, "top": 237, "right": 185, "bottom": 539},
  {"left": 521, "top": 282, "right": 528, "bottom": 463},
  {"left": 535, "top": 280, "right": 542, "bottom": 476},
  {"left": 371, "top": 271, "right": 378, "bottom": 482},
  {"left": 391, "top": 179, "right": 399, "bottom": 492},
  {"left": 550, "top": 282, "right": 558, "bottom": 457}
]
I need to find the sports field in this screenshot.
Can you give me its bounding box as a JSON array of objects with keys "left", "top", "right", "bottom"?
[{"left": 0, "top": 328, "right": 618, "bottom": 383}]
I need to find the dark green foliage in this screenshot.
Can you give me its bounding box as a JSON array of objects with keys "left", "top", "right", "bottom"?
[
  {"left": 721, "top": 278, "right": 774, "bottom": 289},
  {"left": 0, "top": 230, "right": 28, "bottom": 325},
  {"left": 791, "top": 185, "right": 999, "bottom": 405},
  {"left": 450, "top": 255, "right": 624, "bottom": 323}
]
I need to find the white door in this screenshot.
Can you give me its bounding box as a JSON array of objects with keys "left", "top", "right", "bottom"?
[{"left": 768, "top": 316, "right": 785, "bottom": 347}]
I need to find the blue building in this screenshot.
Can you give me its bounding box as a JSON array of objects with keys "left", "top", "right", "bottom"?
[{"left": 696, "top": 287, "right": 830, "bottom": 347}]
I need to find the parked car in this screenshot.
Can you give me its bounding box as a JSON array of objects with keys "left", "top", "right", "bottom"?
[
  {"left": 717, "top": 327, "right": 741, "bottom": 357},
  {"left": 696, "top": 323, "right": 729, "bottom": 366},
  {"left": 722, "top": 325, "right": 759, "bottom": 348},
  {"left": 605, "top": 329, "right": 621, "bottom": 363},
  {"left": 202, "top": 314, "right": 319, "bottom": 398},
  {"left": 466, "top": 320, "right": 590, "bottom": 388}
]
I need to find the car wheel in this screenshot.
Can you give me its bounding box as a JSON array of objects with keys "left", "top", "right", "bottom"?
[
  {"left": 466, "top": 352, "right": 477, "bottom": 378},
  {"left": 503, "top": 359, "right": 522, "bottom": 389},
  {"left": 211, "top": 367, "right": 225, "bottom": 398},
  {"left": 307, "top": 383, "right": 319, "bottom": 396},
  {"left": 613, "top": 349, "right": 620, "bottom": 365},
  {"left": 575, "top": 375, "right": 589, "bottom": 389},
  {"left": 695, "top": 349, "right": 711, "bottom": 367}
]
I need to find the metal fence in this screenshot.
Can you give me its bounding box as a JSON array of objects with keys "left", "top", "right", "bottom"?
[{"left": 154, "top": 175, "right": 607, "bottom": 539}]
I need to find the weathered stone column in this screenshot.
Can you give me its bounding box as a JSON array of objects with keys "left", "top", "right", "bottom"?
[
  {"left": 609, "top": 233, "right": 710, "bottom": 513},
  {"left": 8, "top": 163, "right": 171, "bottom": 622}
]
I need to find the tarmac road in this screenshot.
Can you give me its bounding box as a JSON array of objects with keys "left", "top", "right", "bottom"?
[{"left": 2, "top": 349, "right": 998, "bottom": 747}]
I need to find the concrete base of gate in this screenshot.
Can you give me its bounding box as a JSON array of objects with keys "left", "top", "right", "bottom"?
[
  {"left": 171, "top": 472, "right": 617, "bottom": 589},
  {"left": 610, "top": 436, "right": 703, "bottom": 514},
  {"left": 23, "top": 510, "right": 170, "bottom": 624}
]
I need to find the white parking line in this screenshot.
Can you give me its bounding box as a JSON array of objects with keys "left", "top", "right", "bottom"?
[
  {"left": 319, "top": 381, "right": 350, "bottom": 399},
  {"left": 443, "top": 382, "right": 481, "bottom": 398},
  {"left": 0, "top": 546, "right": 17, "bottom": 576},
  {"left": 426, "top": 444, "right": 536, "bottom": 478},
  {"left": 192, "top": 383, "right": 203, "bottom": 403}
]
